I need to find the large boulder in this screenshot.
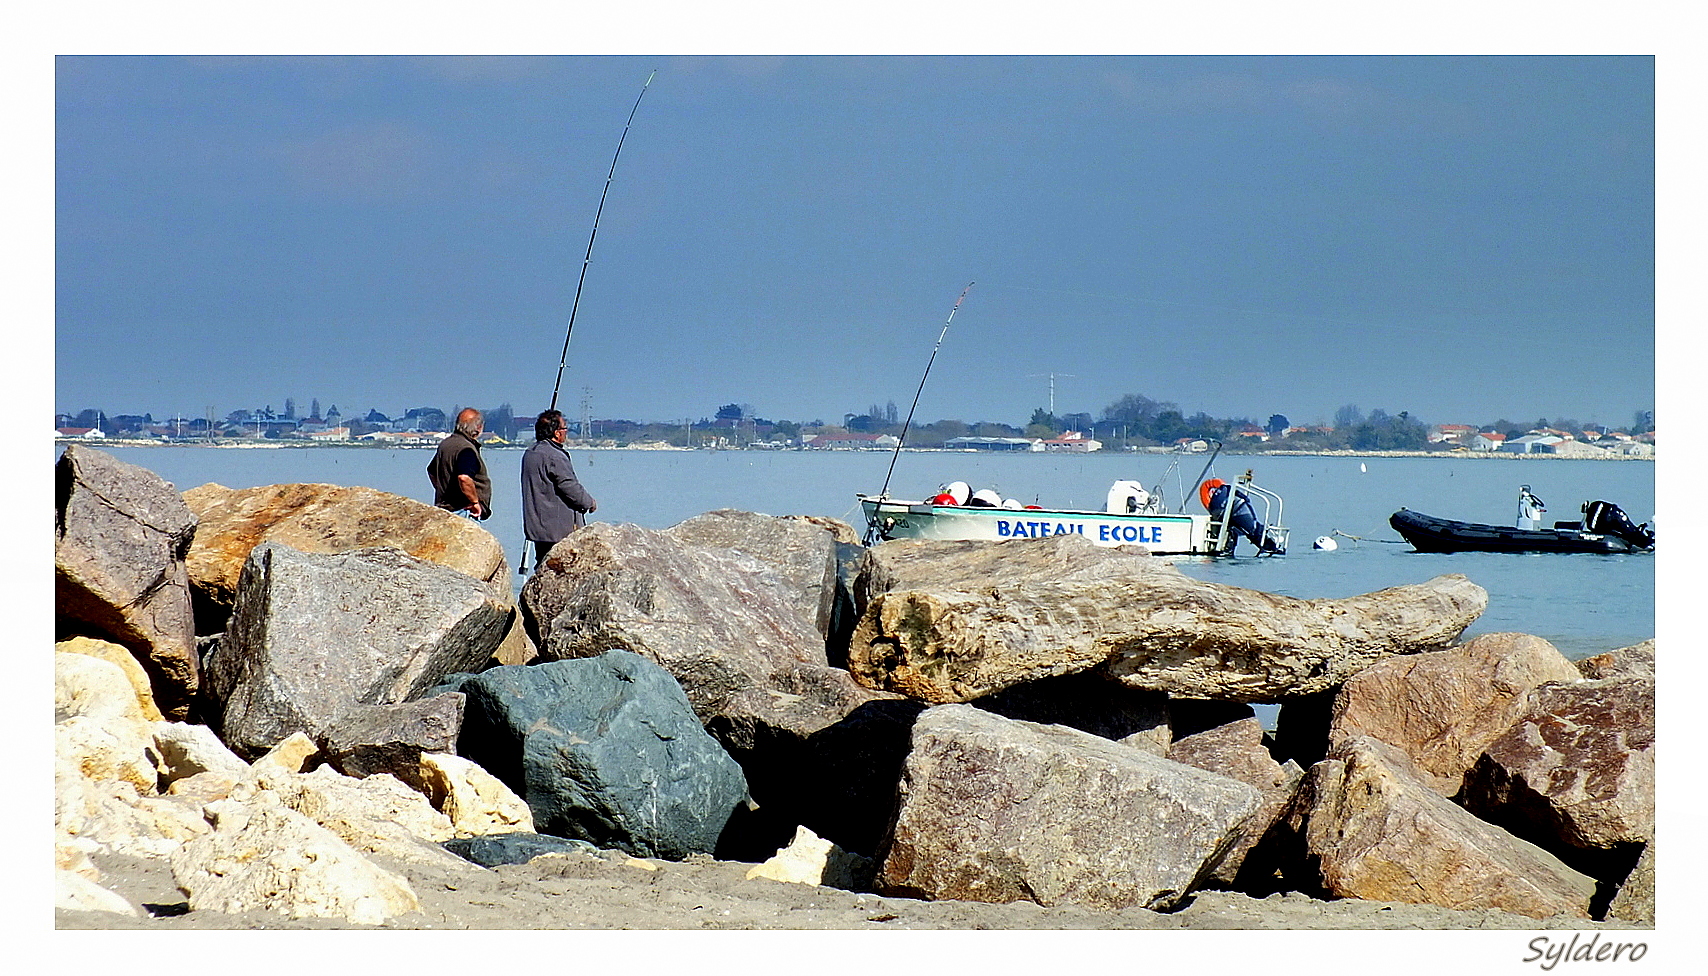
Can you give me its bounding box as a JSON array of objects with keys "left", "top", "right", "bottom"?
[
  {"left": 56, "top": 446, "right": 200, "bottom": 719},
  {"left": 203, "top": 542, "right": 511, "bottom": 759},
  {"left": 849, "top": 536, "right": 1486, "bottom": 703},
  {"left": 875, "top": 704, "right": 1261, "bottom": 911},
  {"left": 182, "top": 481, "right": 528, "bottom": 664},
  {"left": 1327, "top": 633, "right": 1582, "bottom": 797},
  {"left": 1460, "top": 676, "right": 1655, "bottom": 862},
  {"left": 663, "top": 509, "right": 849, "bottom": 640},
  {"left": 518, "top": 520, "right": 895, "bottom": 850},
  {"left": 437, "top": 653, "right": 750, "bottom": 860},
  {"left": 183, "top": 481, "right": 509, "bottom": 610},
  {"left": 1288, "top": 736, "right": 1596, "bottom": 920}
]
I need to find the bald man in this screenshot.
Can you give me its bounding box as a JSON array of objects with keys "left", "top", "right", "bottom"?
[{"left": 427, "top": 407, "right": 492, "bottom": 519}]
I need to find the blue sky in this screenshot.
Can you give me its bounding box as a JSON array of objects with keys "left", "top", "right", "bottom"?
[{"left": 52, "top": 48, "right": 1656, "bottom": 431}]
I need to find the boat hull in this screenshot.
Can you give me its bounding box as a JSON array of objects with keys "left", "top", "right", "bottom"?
[
  {"left": 860, "top": 496, "right": 1213, "bottom": 555},
  {"left": 1389, "top": 508, "right": 1647, "bottom": 554}
]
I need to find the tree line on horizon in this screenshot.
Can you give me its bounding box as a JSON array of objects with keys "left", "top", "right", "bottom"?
[{"left": 59, "top": 394, "right": 1656, "bottom": 450}]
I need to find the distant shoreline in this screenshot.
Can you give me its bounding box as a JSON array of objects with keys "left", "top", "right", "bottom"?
[{"left": 61, "top": 439, "right": 1655, "bottom": 461}]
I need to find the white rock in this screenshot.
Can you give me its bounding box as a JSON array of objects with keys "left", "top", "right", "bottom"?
[
  {"left": 56, "top": 652, "right": 146, "bottom": 724},
  {"left": 248, "top": 765, "right": 460, "bottom": 866},
  {"left": 248, "top": 731, "right": 320, "bottom": 775},
  {"left": 56, "top": 714, "right": 162, "bottom": 796},
  {"left": 57, "top": 637, "right": 165, "bottom": 721},
  {"left": 54, "top": 761, "right": 210, "bottom": 858},
  {"left": 152, "top": 721, "right": 250, "bottom": 788},
  {"left": 170, "top": 791, "right": 420, "bottom": 925},
  {"left": 55, "top": 869, "right": 138, "bottom": 916},
  {"left": 418, "top": 752, "right": 535, "bottom": 836}
]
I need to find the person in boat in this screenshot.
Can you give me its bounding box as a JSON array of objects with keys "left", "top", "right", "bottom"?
[
  {"left": 427, "top": 408, "right": 492, "bottom": 520},
  {"left": 1199, "top": 478, "right": 1282, "bottom": 554},
  {"left": 521, "top": 408, "right": 598, "bottom": 568}
]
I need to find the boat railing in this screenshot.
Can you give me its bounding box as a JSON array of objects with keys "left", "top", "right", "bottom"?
[
  {"left": 1241, "top": 478, "right": 1289, "bottom": 554},
  {"left": 1204, "top": 471, "right": 1289, "bottom": 555}
]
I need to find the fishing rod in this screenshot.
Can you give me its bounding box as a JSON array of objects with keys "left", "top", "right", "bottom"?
[
  {"left": 872, "top": 281, "right": 976, "bottom": 511},
  {"left": 548, "top": 69, "right": 656, "bottom": 413},
  {"left": 523, "top": 70, "right": 655, "bottom": 577}
]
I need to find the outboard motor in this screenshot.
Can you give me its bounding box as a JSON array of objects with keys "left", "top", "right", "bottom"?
[
  {"left": 1517, "top": 485, "right": 1546, "bottom": 529},
  {"left": 1206, "top": 482, "right": 1284, "bottom": 554},
  {"left": 1582, "top": 500, "right": 1656, "bottom": 550},
  {"left": 1107, "top": 480, "right": 1155, "bottom": 514}
]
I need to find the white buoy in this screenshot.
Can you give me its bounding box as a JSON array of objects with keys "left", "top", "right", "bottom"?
[
  {"left": 1313, "top": 535, "right": 1339, "bottom": 550},
  {"left": 1360, "top": 462, "right": 1367, "bottom": 473}
]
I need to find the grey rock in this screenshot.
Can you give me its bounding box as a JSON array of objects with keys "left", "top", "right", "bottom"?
[
  {"left": 204, "top": 542, "right": 510, "bottom": 758},
  {"left": 443, "top": 832, "right": 598, "bottom": 868},
  {"left": 441, "top": 653, "right": 750, "bottom": 860},
  {"left": 663, "top": 509, "right": 849, "bottom": 640},
  {"left": 55, "top": 446, "right": 200, "bottom": 719},
  {"left": 875, "top": 704, "right": 1262, "bottom": 911},
  {"left": 316, "top": 694, "right": 467, "bottom": 790},
  {"left": 517, "top": 520, "right": 894, "bottom": 853}
]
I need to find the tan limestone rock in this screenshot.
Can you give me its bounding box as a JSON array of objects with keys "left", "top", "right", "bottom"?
[
  {"left": 170, "top": 790, "right": 420, "bottom": 924},
  {"left": 1296, "top": 736, "right": 1596, "bottom": 920},
  {"left": 418, "top": 752, "right": 535, "bottom": 837},
  {"left": 57, "top": 637, "right": 164, "bottom": 721},
  {"left": 1328, "top": 632, "right": 1582, "bottom": 797}
]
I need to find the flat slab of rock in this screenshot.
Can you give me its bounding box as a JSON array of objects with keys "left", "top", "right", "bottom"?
[
  {"left": 850, "top": 536, "right": 1486, "bottom": 703},
  {"left": 1294, "top": 736, "right": 1596, "bottom": 920},
  {"left": 204, "top": 542, "right": 511, "bottom": 758},
  {"left": 876, "top": 704, "right": 1261, "bottom": 911},
  {"left": 56, "top": 446, "right": 200, "bottom": 719},
  {"left": 1328, "top": 633, "right": 1582, "bottom": 797}
]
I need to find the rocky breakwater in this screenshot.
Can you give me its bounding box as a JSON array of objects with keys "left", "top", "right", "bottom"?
[{"left": 54, "top": 450, "right": 1653, "bottom": 928}]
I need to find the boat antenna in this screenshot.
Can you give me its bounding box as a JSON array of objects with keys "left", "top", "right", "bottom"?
[
  {"left": 875, "top": 281, "right": 976, "bottom": 504},
  {"left": 549, "top": 69, "right": 656, "bottom": 413}
]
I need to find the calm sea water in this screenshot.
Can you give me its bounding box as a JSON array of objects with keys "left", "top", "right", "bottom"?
[{"left": 88, "top": 445, "right": 1656, "bottom": 661}]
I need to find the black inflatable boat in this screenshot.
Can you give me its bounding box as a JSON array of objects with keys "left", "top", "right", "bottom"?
[{"left": 1390, "top": 493, "right": 1654, "bottom": 554}]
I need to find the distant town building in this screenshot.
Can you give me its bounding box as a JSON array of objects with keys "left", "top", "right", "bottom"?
[
  {"left": 807, "top": 433, "right": 900, "bottom": 450},
  {"left": 1040, "top": 431, "right": 1102, "bottom": 453},
  {"left": 943, "top": 436, "right": 1040, "bottom": 452}
]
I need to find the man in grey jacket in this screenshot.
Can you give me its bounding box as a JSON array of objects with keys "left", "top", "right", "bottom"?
[{"left": 521, "top": 409, "right": 598, "bottom": 567}]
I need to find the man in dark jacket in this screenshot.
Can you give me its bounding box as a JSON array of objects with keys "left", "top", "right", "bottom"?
[
  {"left": 521, "top": 409, "right": 597, "bottom": 566},
  {"left": 428, "top": 408, "right": 492, "bottom": 519}
]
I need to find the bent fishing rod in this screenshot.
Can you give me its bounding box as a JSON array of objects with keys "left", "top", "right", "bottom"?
[
  {"left": 548, "top": 69, "right": 656, "bottom": 413},
  {"left": 874, "top": 281, "right": 976, "bottom": 507}
]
